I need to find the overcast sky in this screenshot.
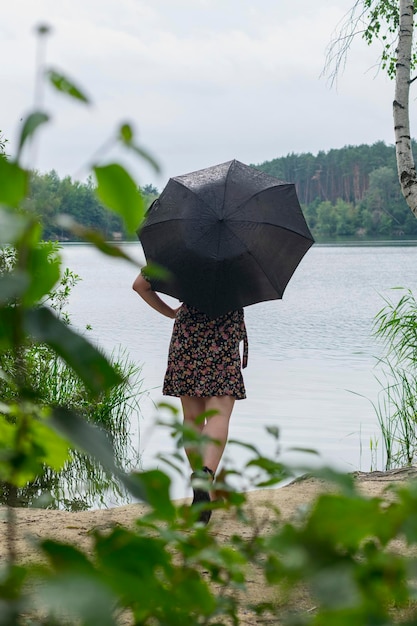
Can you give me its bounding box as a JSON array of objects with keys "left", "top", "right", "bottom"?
[{"left": 2, "top": 0, "right": 407, "bottom": 190}]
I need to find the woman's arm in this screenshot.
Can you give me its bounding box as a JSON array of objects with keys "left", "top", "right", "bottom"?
[{"left": 132, "top": 273, "right": 179, "bottom": 319}]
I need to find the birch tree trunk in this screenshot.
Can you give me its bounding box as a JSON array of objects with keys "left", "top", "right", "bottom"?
[{"left": 394, "top": 0, "right": 417, "bottom": 216}]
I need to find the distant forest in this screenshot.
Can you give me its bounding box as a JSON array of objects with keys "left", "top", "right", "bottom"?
[
  {"left": 255, "top": 140, "right": 417, "bottom": 240},
  {"left": 26, "top": 141, "right": 417, "bottom": 241},
  {"left": 23, "top": 172, "right": 159, "bottom": 242}
]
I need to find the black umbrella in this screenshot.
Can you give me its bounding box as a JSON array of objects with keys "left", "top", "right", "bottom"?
[{"left": 138, "top": 159, "right": 314, "bottom": 319}]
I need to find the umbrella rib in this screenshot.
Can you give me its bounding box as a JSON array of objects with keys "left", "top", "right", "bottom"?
[
  {"left": 225, "top": 186, "right": 279, "bottom": 219},
  {"left": 225, "top": 186, "right": 313, "bottom": 238},
  {"left": 228, "top": 219, "right": 315, "bottom": 240},
  {"left": 173, "top": 180, "right": 220, "bottom": 218},
  {"left": 222, "top": 222, "right": 285, "bottom": 297},
  {"left": 244, "top": 250, "right": 284, "bottom": 299},
  {"left": 144, "top": 218, "right": 312, "bottom": 241}
]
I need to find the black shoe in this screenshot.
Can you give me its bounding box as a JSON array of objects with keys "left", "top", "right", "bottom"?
[{"left": 191, "top": 466, "right": 214, "bottom": 525}]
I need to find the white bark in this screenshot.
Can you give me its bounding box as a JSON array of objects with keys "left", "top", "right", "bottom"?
[{"left": 394, "top": 0, "right": 417, "bottom": 216}]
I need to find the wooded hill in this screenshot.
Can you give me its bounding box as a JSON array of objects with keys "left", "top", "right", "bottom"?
[
  {"left": 26, "top": 141, "right": 417, "bottom": 241},
  {"left": 255, "top": 140, "right": 417, "bottom": 240},
  {"left": 257, "top": 141, "right": 399, "bottom": 206}
]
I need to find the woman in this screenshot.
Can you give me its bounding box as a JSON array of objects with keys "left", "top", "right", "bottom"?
[{"left": 132, "top": 272, "right": 248, "bottom": 524}]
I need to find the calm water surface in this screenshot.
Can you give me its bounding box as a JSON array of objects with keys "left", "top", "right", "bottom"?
[{"left": 61, "top": 243, "right": 417, "bottom": 502}]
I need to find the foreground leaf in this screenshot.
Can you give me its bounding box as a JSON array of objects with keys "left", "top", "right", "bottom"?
[
  {"left": 0, "top": 160, "right": 29, "bottom": 208},
  {"left": 24, "top": 307, "right": 122, "bottom": 396},
  {"left": 0, "top": 408, "right": 70, "bottom": 486},
  {"left": 0, "top": 272, "right": 29, "bottom": 305},
  {"left": 33, "top": 572, "right": 116, "bottom": 626},
  {"left": 0, "top": 308, "right": 14, "bottom": 351},
  {"left": 46, "top": 69, "right": 90, "bottom": 104},
  {"left": 50, "top": 407, "right": 147, "bottom": 502},
  {"left": 94, "top": 163, "right": 145, "bottom": 233},
  {"left": 133, "top": 470, "right": 175, "bottom": 520},
  {"left": 118, "top": 122, "right": 160, "bottom": 173},
  {"left": 16, "top": 112, "right": 49, "bottom": 158},
  {"left": 22, "top": 245, "right": 61, "bottom": 306},
  {"left": 56, "top": 214, "right": 138, "bottom": 263}
]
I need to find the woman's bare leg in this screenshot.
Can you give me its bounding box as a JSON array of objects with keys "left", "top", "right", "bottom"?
[
  {"left": 181, "top": 395, "right": 235, "bottom": 523},
  {"left": 180, "top": 395, "right": 235, "bottom": 474},
  {"left": 202, "top": 396, "right": 235, "bottom": 474},
  {"left": 180, "top": 396, "right": 206, "bottom": 469}
]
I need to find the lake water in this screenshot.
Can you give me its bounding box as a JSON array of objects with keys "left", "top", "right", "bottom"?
[{"left": 61, "top": 242, "right": 417, "bottom": 503}]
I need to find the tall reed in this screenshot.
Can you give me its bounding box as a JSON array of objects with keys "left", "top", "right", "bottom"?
[
  {"left": 28, "top": 344, "right": 143, "bottom": 509},
  {"left": 373, "top": 288, "right": 417, "bottom": 469}
]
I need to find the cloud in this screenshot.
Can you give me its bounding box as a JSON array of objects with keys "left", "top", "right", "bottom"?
[{"left": 2, "top": 0, "right": 406, "bottom": 187}]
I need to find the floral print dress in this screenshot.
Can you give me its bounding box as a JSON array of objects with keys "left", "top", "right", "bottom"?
[{"left": 163, "top": 304, "right": 248, "bottom": 400}]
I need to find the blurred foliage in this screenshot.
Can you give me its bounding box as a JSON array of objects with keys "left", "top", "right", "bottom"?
[{"left": 3, "top": 21, "right": 417, "bottom": 626}]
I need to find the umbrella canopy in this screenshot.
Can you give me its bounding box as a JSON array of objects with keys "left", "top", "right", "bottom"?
[{"left": 138, "top": 159, "right": 314, "bottom": 319}]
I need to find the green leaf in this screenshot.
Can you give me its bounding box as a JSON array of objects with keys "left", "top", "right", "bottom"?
[
  {"left": 22, "top": 245, "right": 61, "bottom": 306},
  {"left": 0, "top": 271, "right": 29, "bottom": 304},
  {"left": 266, "top": 425, "right": 280, "bottom": 440},
  {"left": 140, "top": 262, "right": 171, "bottom": 282},
  {"left": 119, "top": 123, "right": 133, "bottom": 143},
  {"left": 31, "top": 418, "right": 70, "bottom": 471},
  {"left": 170, "top": 569, "right": 217, "bottom": 614},
  {"left": 94, "top": 163, "right": 145, "bottom": 233},
  {"left": 36, "top": 23, "right": 51, "bottom": 36},
  {"left": 134, "top": 469, "right": 176, "bottom": 520},
  {"left": 118, "top": 122, "right": 160, "bottom": 173},
  {"left": 46, "top": 69, "right": 90, "bottom": 104},
  {"left": 34, "top": 572, "right": 117, "bottom": 626},
  {"left": 41, "top": 540, "right": 95, "bottom": 572},
  {"left": 126, "top": 143, "right": 161, "bottom": 173},
  {"left": 228, "top": 438, "right": 261, "bottom": 456},
  {"left": 246, "top": 456, "right": 289, "bottom": 479},
  {"left": 18, "top": 216, "right": 43, "bottom": 250},
  {"left": 0, "top": 160, "right": 29, "bottom": 208},
  {"left": 306, "top": 494, "right": 382, "bottom": 550},
  {"left": 288, "top": 446, "right": 320, "bottom": 456},
  {"left": 308, "top": 467, "right": 357, "bottom": 495},
  {"left": 0, "top": 418, "right": 18, "bottom": 448},
  {"left": 93, "top": 527, "right": 171, "bottom": 594},
  {"left": 17, "top": 112, "right": 49, "bottom": 158},
  {"left": 0, "top": 309, "right": 13, "bottom": 351},
  {"left": 50, "top": 407, "right": 147, "bottom": 502},
  {"left": 24, "top": 307, "right": 122, "bottom": 396},
  {"left": 0, "top": 409, "right": 69, "bottom": 486},
  {"left": 55, "top": 214, "right": 138, "bottom": 263},
  {"left": 311, "top": 564, "right": 359, "bottom": 608},
  {"left": 50, "top": 407, "right": 119, "bottom": 471}
]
